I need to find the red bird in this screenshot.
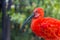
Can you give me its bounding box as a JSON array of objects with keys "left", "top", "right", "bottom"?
[{"left": 21, "top": 8, "right": 60, "bottom": 40}]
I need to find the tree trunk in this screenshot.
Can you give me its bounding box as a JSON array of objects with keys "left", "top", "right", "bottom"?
[
  {"left": 7, "top": 0, "right": 12, "bottom": 11},
  {"left": 2, "top": 0, "right": 11, "bottom": 40}
]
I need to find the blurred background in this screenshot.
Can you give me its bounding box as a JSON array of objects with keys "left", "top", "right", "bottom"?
[{"left": 0, "top": 0, "right": 60, "bottom": 40}]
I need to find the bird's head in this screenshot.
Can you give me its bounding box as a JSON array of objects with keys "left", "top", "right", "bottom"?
[
  {"left": 20, "top": 7, "right": 44, "bottom": 32},
  {"left": 33, "top": 7, "right": 44, "bottom": 18}
]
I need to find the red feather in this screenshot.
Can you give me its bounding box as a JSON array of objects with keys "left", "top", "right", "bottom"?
[{"left": 31, "top": 8, "right": 60, "bottom": 40}]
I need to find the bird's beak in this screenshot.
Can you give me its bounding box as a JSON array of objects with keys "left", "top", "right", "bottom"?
[{"left": 20, "top": 13, "right": 34, "bottom": 32}]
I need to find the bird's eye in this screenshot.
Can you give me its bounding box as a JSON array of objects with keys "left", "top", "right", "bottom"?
[{"left": 36, "top": 11, "right": 38, "bottom": 13}]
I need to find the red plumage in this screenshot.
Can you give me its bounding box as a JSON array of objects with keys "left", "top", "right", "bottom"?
[{"left": 31, "top": 8, "right": 60, "bottom": 40}]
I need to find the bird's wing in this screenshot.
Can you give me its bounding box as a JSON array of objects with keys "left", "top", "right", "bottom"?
[{"left": 40, "top": 17, "right": 60, "bottom": 39}]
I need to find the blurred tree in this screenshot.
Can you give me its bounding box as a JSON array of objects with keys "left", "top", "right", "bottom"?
[
  {"left": 0, "top": 0, "right": 2, "bottom": 40},
  {"left": 2, "top": 0, "right": 11, "bottom": 40},
  {"left": 0, "top": 0, "right": 2, "bottom": 11},
  {"left": 7, "top": 0, "right": 12, "bottom": 11}
]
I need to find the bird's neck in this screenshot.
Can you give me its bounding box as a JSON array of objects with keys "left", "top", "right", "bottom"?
[{"left": 32, "top": 16, "right": 44, "bottom": 23}]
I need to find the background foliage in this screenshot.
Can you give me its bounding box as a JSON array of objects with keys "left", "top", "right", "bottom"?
[{"left": 0, "top": 0, "right": 60, "bottom": 40}]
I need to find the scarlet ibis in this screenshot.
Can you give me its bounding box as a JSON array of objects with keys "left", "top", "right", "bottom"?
[{"left": 21, "top": 7, "right": 60, "bottom": 40}]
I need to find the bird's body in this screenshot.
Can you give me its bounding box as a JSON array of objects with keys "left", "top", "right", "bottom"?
[
  {"left": 21, "top": 7, "right": 60, "bottom": 40},
  {"left": 30, "top": 8, "right": 60, "bottom": 40},
  {"left": 31, "top": 17, "right": 60, "bottom": 40}
]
